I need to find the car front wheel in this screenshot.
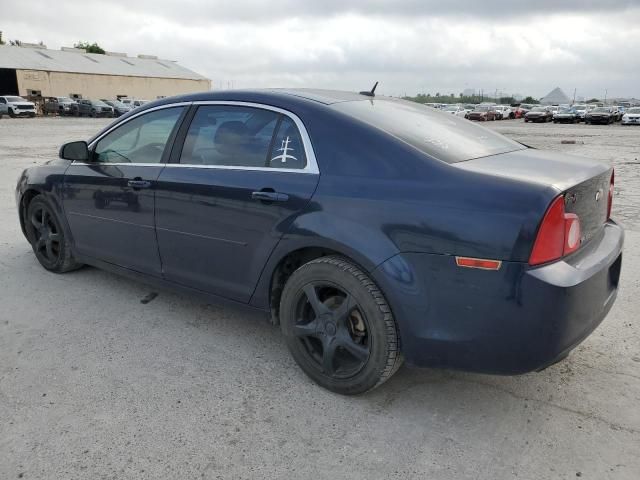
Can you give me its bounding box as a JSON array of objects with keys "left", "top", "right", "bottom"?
[
  {"left": 280, "top": 255, "right": 402, "bottom": 394},
  {"left": 24, "top": 197, "right": 82, "bottom": 273}
]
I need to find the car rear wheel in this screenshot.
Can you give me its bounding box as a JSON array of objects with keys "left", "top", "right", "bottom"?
[
  {"left": 280, "top": 255, "right": 402, "bottom": 395},
  {"left": 25, "top": 197, "right": 82, "bottom": 273}
]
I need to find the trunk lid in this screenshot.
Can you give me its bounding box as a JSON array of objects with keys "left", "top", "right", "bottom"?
[{"left": 454, "top": 148, "right": 612, "bottom": 247}]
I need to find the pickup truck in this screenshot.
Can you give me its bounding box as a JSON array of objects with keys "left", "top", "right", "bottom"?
[
  {"left": 43, "top": 97, "right": 79, "bottom": 116},
  {"left": 0, "top": 96, "right": 37, "bottom": 118},
  {"left": 77, "top": 99, "right": 114, "bottom": 118}
]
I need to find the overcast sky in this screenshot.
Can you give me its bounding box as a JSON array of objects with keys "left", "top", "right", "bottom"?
[{"left": 5, "top": 0, "right": 640, "bottom": 98}]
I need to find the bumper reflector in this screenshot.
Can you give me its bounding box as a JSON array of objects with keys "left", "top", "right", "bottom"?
[{"left": 455, "top": 257, "right": 502, "bottom": 270}]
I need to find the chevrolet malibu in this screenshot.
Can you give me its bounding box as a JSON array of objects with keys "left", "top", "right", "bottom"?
[{"left": 15, "top": 89, "right": 623, "bottom": 394}]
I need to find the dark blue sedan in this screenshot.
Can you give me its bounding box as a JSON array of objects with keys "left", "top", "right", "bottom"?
[{"left": 15, "top": 89, "right": 623, "bottom": 394}]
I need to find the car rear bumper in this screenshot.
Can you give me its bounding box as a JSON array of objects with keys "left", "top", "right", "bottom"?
[{"left": 372, "top": 221, "right": 623, "bottom": 374}]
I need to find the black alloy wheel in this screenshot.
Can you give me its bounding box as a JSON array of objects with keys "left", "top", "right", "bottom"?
[
  {"left": 292, "top": 282, "right": 370, "bottom": 379},
  {"left": 25, "top": 197, "right": 82, "bottom": 273},
  {"left": 281, "top": 256, "right": 402, "bottom": 394}
]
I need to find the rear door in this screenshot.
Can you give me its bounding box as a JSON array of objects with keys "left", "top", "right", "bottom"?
[
  {"left": 154, "top": 103, "right": 319, "bottom": 303},
  {"left": 63, "top": 105, "right": 186, "bottom": 275}
]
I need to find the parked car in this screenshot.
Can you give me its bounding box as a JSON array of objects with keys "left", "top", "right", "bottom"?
[
  {"left": 0, "top": 95, "right": 36, "bottom": 118},
  {"left": 494, "top": 105, "right": 514, "bottom": 120},
  {"left": 77, "top": 99, "right": 114, "bottom": 118},
  {"left": 511, "top": 104, "right": 529, "bottom": 119},
  {"left": 621, "top": 106, "right": 640, "bottom": 125},
  {"left": 612, "top": 106, "right": 624, "bottom": 121},
  {"left": 120, "top": 98, "right": 149, "bottom": 109},
  {"left": 524, "top": 106, "right": 553, "bottom": 123},
  {"left": 101, "top": 99, "right": 132, "bottom": 117},
  {"left": 547, "top": 106, "right": 560, "bottom": 117},
  {"left": 586, "top": 107, "right": 615, "bottom": 125},
  {"left": 43, "top": 97, "right": 79, "bottom": 116},
  {"left": 0, "top": 98, "right": 8, "bottom": 118},
  {"left": 15, "top": 89, "right": 623, "bottom": 395},
  {"left": 573, "top": 104, "right": 588, "bottom": 122},
  {"left": 553, "top": 107, "right": 578, "bottom": 124},
  {"left": 442, "top": 105, "right": 467, "bottom": 117},
  {"left": 467, "top": 105, "right": 498, "bottom": 121}
]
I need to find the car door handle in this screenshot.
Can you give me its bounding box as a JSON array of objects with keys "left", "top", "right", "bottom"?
[
  {"left": 127, "top": 179, "right": 152, "bottom": 189},
  {"left": 251, "top": 191, "right": 289, "bottom": 202}
]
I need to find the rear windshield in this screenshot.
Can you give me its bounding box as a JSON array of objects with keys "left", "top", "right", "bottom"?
[{"left": 332, "top": 98, "right": 526, "bottom": 164}]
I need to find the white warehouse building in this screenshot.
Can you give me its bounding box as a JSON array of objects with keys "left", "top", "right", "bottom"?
[{"left": 0, "top": 44, "right": 211, "bottom": 100}]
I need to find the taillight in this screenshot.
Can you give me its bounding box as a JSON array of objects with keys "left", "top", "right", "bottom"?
[
  {"left": 607, "top": 169, "right": 614, "bottom": 220},
  {"left": 529, "top": 195, "right": 582, "bottom": 266}
]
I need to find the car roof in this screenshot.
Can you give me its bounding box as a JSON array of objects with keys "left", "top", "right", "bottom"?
[{"left": 151, "top": 88, "right": 376, "bottom": 109}]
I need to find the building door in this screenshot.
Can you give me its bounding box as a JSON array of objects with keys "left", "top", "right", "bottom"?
[{"left": 0, "top": 69, "right": 19, "bottom": 95}]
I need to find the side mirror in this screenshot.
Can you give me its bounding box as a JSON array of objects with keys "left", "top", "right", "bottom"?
[{"left": 59, "top": 141, "right": 89, "bottom": 161}]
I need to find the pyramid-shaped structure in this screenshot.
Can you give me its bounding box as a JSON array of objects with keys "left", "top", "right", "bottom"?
[{"left": 540, "top": 87, "right": 570, "bottom": 105}]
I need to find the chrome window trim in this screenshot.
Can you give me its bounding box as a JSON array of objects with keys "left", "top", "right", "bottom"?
[
  {"left": 76, "top": 100, "right": 319, "bottom": 175},
  {"left": 86, "top": 102, "right": 191, "bottom": 149}
]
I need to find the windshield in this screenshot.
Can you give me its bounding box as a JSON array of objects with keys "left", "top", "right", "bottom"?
[
  {"left": 92, "top": 100, "right": 109, "bottom": 107},
  {"left": 333, "top": 98, "right": 526, "bottom": 164},
  {"left": 443, "top": 106, "right": 458, "bottom": 111},
  {"left": 57, "top": 97, "right": 74, "bottom": 103},
  {"left": 593, "top": 107, "right": 609, "bottom": 113},
  {"left": 5, "top": 96, "right": 26, "bottom": 102},
  {"left": 474, "top": 106, "right": 490, "bottom": 112},
  {"left": 574, "top": 106, "right": 586, "bottom": 111},
  {"left": 559, "top": 108, "right": 574, "bottom": 113},
  {"left": 531, "top": 107, "right": 546, "bottom": 112},
  {"left": 628, "top": 107, "right": 640, "bottom": 114}
]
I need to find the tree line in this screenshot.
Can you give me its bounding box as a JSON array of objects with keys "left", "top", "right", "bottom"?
[{"left": 403, "top": 92, "right": 540, "bottom": 105}]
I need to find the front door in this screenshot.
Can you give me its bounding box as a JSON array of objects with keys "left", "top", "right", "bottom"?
[
  {"left": 63, "top": 106, "right": 186, "bottom": 275},
  {"left": 155, "top": 104, "right": 319, "bottom": 302}
]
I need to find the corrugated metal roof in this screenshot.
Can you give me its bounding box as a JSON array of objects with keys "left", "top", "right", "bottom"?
[{"left": 0, "top": 45, "right": 208, "bottom": 81}]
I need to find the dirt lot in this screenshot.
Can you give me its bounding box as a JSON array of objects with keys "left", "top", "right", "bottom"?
[{"left": 1, "top": 117, "right": 639, "bottom": 480}]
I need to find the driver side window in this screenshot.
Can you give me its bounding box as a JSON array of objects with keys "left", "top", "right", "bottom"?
[{"left": 93, "top": 107, "right": 184, "bottom": 164}]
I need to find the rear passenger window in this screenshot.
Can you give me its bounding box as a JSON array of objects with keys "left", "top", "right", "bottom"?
[
  {"left": 179, "top": 105, "right": 307, "bottom": 169},
  {"left": 268, "top": 117, "right": 307, "bottom": 169},
  {"left": 180, "top": 106, "right": 278, "bottom": 167}
]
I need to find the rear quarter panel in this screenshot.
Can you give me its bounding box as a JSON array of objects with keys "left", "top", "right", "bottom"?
[{"left": 250, "top": 109, "right": 555, "bottom": 308}]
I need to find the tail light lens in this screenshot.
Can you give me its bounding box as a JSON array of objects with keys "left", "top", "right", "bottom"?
[
  {"left": 607, "top": 169, "right": 614, "bottom": 220},
  {"left": 529, "top": 195, "right": 582, "bottom": 266}
]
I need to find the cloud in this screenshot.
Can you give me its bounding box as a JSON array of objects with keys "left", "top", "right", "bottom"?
[{"left": 5, "top": 0, "right": 640, "bottom": 98}]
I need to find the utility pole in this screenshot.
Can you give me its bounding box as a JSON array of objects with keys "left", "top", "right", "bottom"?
[
  {"left": 573, "top": 88, "right": 576, "bottom": 105},
  {"left": 604, "top": 89, "right": 608, "bottom": 104}
]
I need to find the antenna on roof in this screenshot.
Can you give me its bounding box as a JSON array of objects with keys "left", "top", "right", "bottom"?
[{"left": 359, "top": 81, "right": 378, "bottom": 97}]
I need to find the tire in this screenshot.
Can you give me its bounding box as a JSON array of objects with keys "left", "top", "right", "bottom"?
[
  {"left": 280, "top": 255, "right": 402, "bottom": 395},
  {"left": 9, "top": 109, "right": 16, "bottom": 118},
  {"left": 24, "top": 196, "right": 82, "bottom": 273}
]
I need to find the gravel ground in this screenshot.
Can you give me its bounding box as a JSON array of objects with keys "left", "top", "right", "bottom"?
[{"left": 0, "top": 117, "right": 639, "bottom": 480}]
